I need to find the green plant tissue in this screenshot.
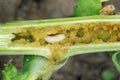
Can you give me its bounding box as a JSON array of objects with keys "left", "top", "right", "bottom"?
[{"left": 74, "top": 0, "right": 102, "bottom": 17}]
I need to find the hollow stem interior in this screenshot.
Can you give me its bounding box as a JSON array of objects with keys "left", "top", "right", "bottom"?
[{"left": 12, "top": 21, "right": 120, "bottom": 46}]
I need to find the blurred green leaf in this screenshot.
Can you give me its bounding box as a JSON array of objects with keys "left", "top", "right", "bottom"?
[
  {"left": 23, "top": 55, "right": 48, "bottom": 80},
  {"left": 2, "top": 56, "right": 56, "bottom": 80},
  {"left": 112, "top": 52, "right": 120, "bottom": 72},
  {"left": 2, "top": 64, "right": 27, "bottom": 80},
  {"left": 74, "top": 0, "right": 102, "bottom": 17},
  {"left": 108, "top": 51, "right": 116, "bottom": 57},
  {"left": 102, "top": 70, "right": 114, "bottom": 80}
]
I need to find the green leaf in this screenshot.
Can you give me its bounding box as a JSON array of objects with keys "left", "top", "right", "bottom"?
[
  {"left": 2, "top": 64, "right": 27, "bottom": 80},
  {"left": 23, "top": 55, "right": 68, "bottom": 80},
  {"left": 2, "top": 64, "right": 18, "bottom": 80},
  {"left": 74, "top": 0, "right": 102, "bottom": 17},
  {"left": 23, "top": 55, "right": 48, "bottom": 80},
  {"left": 102, "top": 70, "right": 114, "bottom": 80},
  {"left": 108, "top": 51, "right": 116, "bottom": 57},
  {"left": 2, "top": 55, "right": 61, "bottom": 80},
  {"left": 112, "top": 52, "right": 120, "bottom": 72}
]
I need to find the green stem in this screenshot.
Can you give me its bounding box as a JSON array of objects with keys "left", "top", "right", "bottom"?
[
  {"left": 0, "top": 15, "right": 120, "bottom": 59},
  {"left": 62, "top": 43, "right": 120, "bottom": 60}
]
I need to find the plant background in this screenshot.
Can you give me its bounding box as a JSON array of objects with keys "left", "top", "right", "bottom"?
[{"left": 0, "top": 0, "right": 120, "bottom": 80}]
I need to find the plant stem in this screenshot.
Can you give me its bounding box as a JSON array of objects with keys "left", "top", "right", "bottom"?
[
  {"left": 0, "top": 15, "right": 120, "bottom": 59},
  {"left": 62, "top": 43, "right": 120, "bottom": 60}
]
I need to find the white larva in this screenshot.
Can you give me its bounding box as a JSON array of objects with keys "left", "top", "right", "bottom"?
[{"left": 45, "top": 34, "right": 66, "bottom": 43}]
